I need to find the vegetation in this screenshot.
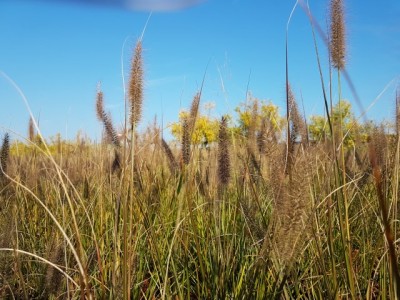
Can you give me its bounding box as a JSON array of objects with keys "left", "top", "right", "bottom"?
[{"left": 1, "top": 0, "right": 400, "bottom": 299}]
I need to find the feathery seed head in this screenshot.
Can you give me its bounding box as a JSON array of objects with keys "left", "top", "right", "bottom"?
[
  {"left": 95, "top": 87, "right": 120, "bottom": 148},
  {"left": 28, "top": 117, "right": 35, "bottom": 142},
  {"left": 129, "top": 41, "right": 144, "bottom": 127},
  {"left": 96, "top": 89, "right": 105, "bottom": 122},
  {"left": 288, "top": 85, "right": 306, "bottom": 144},
  {"left": 0, "top": 133, "right": 10, "bottom": 176},
  {"left": 189, "top": 92, "right": 201, "bottom": 132},
  {"left": 44, "top": 243, "right": 64, "bottom": 297},
  {"left": 218, "top": 116, "right": 231, "bottom": 186},
  {"left": 181, "top": 116, "right": 191, "bottom": 165},
  {"left": 330, "top": 0, "right": 346, "bottom": 70},
  {"left": 103, "top": 113, "right": 120, "bottom": 148},
  {"left": 161, "top": 138, "right": 178, "bottom": 173}
]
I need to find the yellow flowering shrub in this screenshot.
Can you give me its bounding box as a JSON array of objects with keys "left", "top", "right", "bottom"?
[{"left": 170, "top": 110, "right": 220, "bottom": 145}]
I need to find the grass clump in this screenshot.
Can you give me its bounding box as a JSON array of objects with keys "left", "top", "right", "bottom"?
[{"left": 0, "top": 1, "right": 399, "bottom": 299}]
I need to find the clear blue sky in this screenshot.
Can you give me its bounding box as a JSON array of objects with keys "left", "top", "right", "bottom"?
[{"left": 0, "top": 0, "right": 399, "bottom": 141}]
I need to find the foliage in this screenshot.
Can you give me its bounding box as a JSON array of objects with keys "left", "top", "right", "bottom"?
[
  {"left": 170, "top": 110, "right": 220, "bottom": 145},
  {"left": 235, "top": 96, "right": 284, "bottom": 136},
  {"left": 308, "top": 99, "right": 364, "bottom": 146},
  {"left": 9, "top": 134, "right": 84, "bottom": 157}
]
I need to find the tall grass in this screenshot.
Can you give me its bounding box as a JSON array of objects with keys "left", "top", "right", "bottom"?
[{"left": 0, "top": 1, "right": 399, "bottom": 299}]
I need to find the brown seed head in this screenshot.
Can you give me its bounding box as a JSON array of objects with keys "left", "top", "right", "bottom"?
[
  {"left": 188, "top": 92, "right": 201, "bottom": 133},
  {"left": 96, "top": 89, "right": 105, "bottom": 122},
  {"left": 288, "top": 86, "right": 306, "bottom": 144},
  {"left": 330, "top": 0, "right": 346, "bottom": 70},
  {"left": 96, "top": 88, "right": 120, "bottom": 148},
  {"left": 103, "top": 113, "right": 120, "bottom": 148},
  {"left": 28, "top": 117, "right": 35, "bottom": 142},
  {"left": 129, "top": 41, "right": 144, "bottom": 127},
  {"left": 44, "top": 242, "right": 64, "bottom": 297},
  {"left": 161, "top": 138, "right": 178, "bottom": 173},
  {"left": 181, "top": 116, "right": 190, "bottom": 165},
  {"left": 0, "top": 133, "right": 10, "bottom": 176},
  {"left": 218, "top": 116, "right": 231, "bottom": 186}
]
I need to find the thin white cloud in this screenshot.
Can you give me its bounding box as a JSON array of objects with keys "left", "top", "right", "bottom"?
[
  {"left": 147, "top": 75, "right": 185, "bottom": 87},
  {"left": 37, "top": 0, "right": 206, "bottom": 11},
  {"left": 127, "top": 0, "right": 206, "bottom": 11}
]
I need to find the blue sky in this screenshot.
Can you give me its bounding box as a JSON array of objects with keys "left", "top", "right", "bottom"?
[{"left": 0, "top": 0, "right": 399, "bottom": 141}]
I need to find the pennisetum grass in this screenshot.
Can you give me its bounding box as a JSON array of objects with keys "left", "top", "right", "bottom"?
[
  {"left": 161, "top": 138, "right": 178, "bottom": 173},
  {"left": 0, "top": 133, "right": 10, "bottom": 180},
  {"left": 96, "top": 87, "right": 121, "bottom": 149},
  {"left": 329, "top": 0, "right": 346, "bottom": 71},
  {"left": 43, "top": 240, "right": 65, "bottom": 298},
  {"left": 28, "top": 117, "right": 35, "bottom": 142},
  {"left": 189, "top": 92, "right": 201, "bottom": 134},
  {"left": 329, "top": 0, "right": 356, "bottom": 297},
  {"left": 1, "top": 2, "right": 399, "bottom": 298},
  {"left": 122, "top": 38, "right": 144, "bottom": 300},
  {"left": 181, "top": 115, "right": 191, "bottom": 166},
  {"left": 217, "top": 115, "right": 230, "bottom": 189}
]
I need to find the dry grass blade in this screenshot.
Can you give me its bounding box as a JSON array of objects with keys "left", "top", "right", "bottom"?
[
  {"left": 396, "top": 88, "right": 400, "bottom": 137},
  {"left": 0, "top": 248, "right": 79, "bottom": 288}
]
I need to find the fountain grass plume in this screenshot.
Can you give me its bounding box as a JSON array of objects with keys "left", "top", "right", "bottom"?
[
  {"left": 96, "top": 89, "right": 120, "bottom": 148},
  {"left": 0, "top": 133, "right": 10, "bottom": 177},
  {"left": 161, "top": 138, "right": 178, "bottom": 173},
  {"left": 181, "top": 116, "right": 190, "bottom": 166},
  {"left": 96, "top": 87, "right": 105, "bottom": 121},
  {"left": 44, "top": 242, "right": 65, "bottom": 298},
  {"left": 129, "top": 41, "right": 143, "bottom": 127},
  {"left": 217, "top": 116, "right": 230, "bottom": 186},
  {"left": 29, "top": 117, "right": 35, "bottom": 142},
  {"left": 189, "top": 92, "right": 200, "bottom": 133},
  {"left": 330, "top": 0, "right": 346, "bottom": 70},
  {"left": 287, "top": 85, "right": 306, "bottom": 174}
]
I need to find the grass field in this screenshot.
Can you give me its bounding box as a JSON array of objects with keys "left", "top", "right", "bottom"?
[{"left": 1, "top": 0, "right": 400, "bottom": 299}]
